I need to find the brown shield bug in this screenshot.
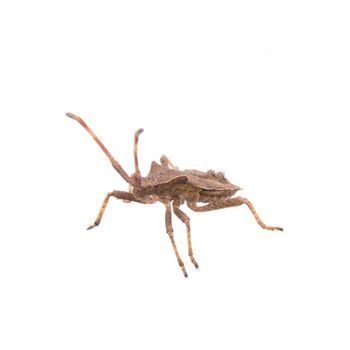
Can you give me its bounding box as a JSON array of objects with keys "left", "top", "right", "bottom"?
[{"left": 66, "top": 112, "right": 283, "bottom": 277}]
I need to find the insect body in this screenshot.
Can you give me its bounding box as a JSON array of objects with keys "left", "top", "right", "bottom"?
[{"left": 66, "top": 112, "right": 283, "bottom": 277}]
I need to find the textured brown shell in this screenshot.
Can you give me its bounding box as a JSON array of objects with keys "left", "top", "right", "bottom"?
[{"left": 141, "top": 161, "right": 241, "bottom": 192}]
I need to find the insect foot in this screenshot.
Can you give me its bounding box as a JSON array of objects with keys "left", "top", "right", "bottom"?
[
  {"left": 183, "top": 267, "right": 189, "bottom": 278},
  {"left": 191, "top": 257, "right": 199, "bottom": 269},
  {"left": 87, "top": 223, "right": 98, "bottom": 230}
]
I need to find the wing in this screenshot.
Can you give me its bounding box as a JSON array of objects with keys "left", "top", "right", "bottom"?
[
  {"left": 184, "top": 169, "right": 242, "bottom": 191},
  {"left": 141, "top": 161, "right": 189, "bottom": 188},
  {"left": 142, "top": 161, "right": 241, "bottom": 192}
]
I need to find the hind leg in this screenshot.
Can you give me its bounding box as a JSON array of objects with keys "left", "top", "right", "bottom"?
[{"left": 188, "top": 197, "right": 283, "bottom": 231}]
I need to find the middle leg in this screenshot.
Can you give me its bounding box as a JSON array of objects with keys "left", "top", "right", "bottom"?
[
  {"left": 172, "top": 201, "right": 199, "bottom": 269},
  {"left": 164, "top": 202, "right": 188, "bottom": 277}
]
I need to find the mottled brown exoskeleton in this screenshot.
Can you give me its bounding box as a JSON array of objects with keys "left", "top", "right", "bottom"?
[{"left": 66, "top": 112, "right": 283, "bottom": 277}]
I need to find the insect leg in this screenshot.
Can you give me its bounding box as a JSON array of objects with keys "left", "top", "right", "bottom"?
[
  {"left": 66, "top": 113, "right": 132, "bottom": 185},
  {"left": 160, "top": 155, "right": 178, "bottom": 169},
  {"left": 241, "top": 197, "right": 283, "bottom": 231},
  {"left": 172, "top": 201, "right": 199, "bottom": 269},
  {"left": 165, "top": 202, "right": 188, "bottom": 277},
  {"left": 187, "top": 197, "right": 283, "bottom": 231},
  {"left": 87, "top": 191, "right": 142, "bottom": 230}
]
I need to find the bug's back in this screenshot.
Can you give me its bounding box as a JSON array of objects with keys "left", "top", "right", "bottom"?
[{"left": 139, "top": 161, "right": 241, "bottom": 202}]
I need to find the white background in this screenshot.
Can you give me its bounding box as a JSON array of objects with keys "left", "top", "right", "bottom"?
[{"left": 1, "top": 1, "right": 349, "bottom": 349}]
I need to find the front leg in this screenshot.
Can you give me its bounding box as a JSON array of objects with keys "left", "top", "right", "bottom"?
[
  {"left": 87, "top": 191, "right": 142, "bottom": 230},
  {"left": 187, "top": 197, "right": 283, "bottom": 231}
]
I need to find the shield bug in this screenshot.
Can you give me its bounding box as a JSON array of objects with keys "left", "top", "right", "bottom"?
[{"left": 66, "top": 112, "right": 283, "bottom": 277}]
